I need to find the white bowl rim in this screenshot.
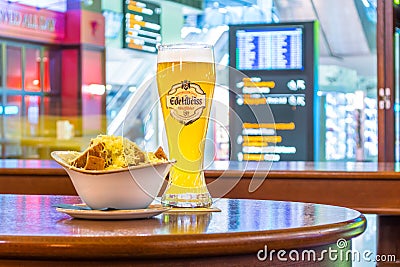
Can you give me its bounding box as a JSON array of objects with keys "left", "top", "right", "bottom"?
[{"left": 51, "top": 151, "right": 175, "bottom": 175}]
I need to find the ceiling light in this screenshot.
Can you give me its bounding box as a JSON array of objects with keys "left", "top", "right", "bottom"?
[{"left": 361, "top": 0, "right": 370, "bottom": 8}]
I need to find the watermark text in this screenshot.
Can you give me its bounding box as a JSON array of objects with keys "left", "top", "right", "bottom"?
[{"left": 257, "top": 239, "right": 396, "bottom": 263}]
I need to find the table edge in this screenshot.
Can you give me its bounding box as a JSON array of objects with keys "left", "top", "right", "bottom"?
[{"left": 0, "top": 213, "right": 366, "bottom": 260}]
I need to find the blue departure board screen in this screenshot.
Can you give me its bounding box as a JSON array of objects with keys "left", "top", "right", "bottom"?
[
  {"left": 235, "top": 27, "right": 303, "bottom": 71},
  {"left": 229, "top": 22, "right": 318, "bottom": 162}
]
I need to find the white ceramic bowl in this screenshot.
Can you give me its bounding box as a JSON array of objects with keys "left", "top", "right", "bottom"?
[{"left": 51, "top": 151, "right": 173, "bottom": 210}]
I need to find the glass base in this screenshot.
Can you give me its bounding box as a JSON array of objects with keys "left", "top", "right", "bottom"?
[{"left": 161, "top": 192, "right": 212, "bottom": 208}]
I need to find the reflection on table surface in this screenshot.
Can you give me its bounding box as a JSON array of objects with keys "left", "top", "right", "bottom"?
[
  {"left": 0, "top": 194, "right": 364, "bottom": 236},
  {"left": 0, "top": 194, "right": 367, "bottom": 266}
]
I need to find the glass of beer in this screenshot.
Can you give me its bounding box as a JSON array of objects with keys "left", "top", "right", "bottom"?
[{"left": 156, "top": 43, "right": 215, "bottom": 208}]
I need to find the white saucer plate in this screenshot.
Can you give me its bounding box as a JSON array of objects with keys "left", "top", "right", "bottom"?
[{"left": 56, "top": 204, "right": 170, "bottom": 220}]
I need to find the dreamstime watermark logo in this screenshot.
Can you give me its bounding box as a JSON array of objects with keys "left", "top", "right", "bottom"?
[{"left": 257, "top": 238, "right": 397, "bottom": 263}]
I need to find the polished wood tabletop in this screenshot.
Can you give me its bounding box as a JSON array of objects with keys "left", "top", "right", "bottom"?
[{"left": 0, "top": 194, "right": 365, "bottom": 266}]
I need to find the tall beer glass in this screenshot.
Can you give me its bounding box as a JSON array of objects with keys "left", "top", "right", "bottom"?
[{"left": 157, "top": 44, "right": 215, "bottom": 208}]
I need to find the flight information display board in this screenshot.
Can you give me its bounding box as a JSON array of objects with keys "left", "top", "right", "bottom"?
[
  {"left": 229, "top": 22, "right": 318, "bottom": 162},
  {"left": 123, "top": 0, "right": 161, "bottom": 53},
  {"left": 236, "top": 27, "right": 303, "bottom": 70}
]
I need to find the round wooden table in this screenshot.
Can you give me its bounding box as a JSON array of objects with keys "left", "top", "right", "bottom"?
[{"left": 0, "top": 194, "right": 366, "bottom": 266}]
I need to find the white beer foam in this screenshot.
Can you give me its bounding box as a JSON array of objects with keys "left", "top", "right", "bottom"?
[{"left": 157, "top": 44, "right": 214, "bottom": 63}]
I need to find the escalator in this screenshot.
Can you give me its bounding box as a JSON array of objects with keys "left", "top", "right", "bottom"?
[
  {"left": 184, "top": 26, "right": 229, "bottom": 65},
  {"left": 106, "top": 26, "right": 230, "bottom": 149}
]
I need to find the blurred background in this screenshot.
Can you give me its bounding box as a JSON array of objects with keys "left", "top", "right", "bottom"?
[{"left": 0, "top": 0, "right": 380, "bottom": 163}]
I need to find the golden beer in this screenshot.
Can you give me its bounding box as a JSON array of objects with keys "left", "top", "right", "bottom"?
[{"left": 157, "top": 44, "right": 215, "bottom": 207}]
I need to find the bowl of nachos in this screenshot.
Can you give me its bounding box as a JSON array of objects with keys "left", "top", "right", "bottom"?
[{"left": 51, "top": 135, "right": 174, "bottom": 210}]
